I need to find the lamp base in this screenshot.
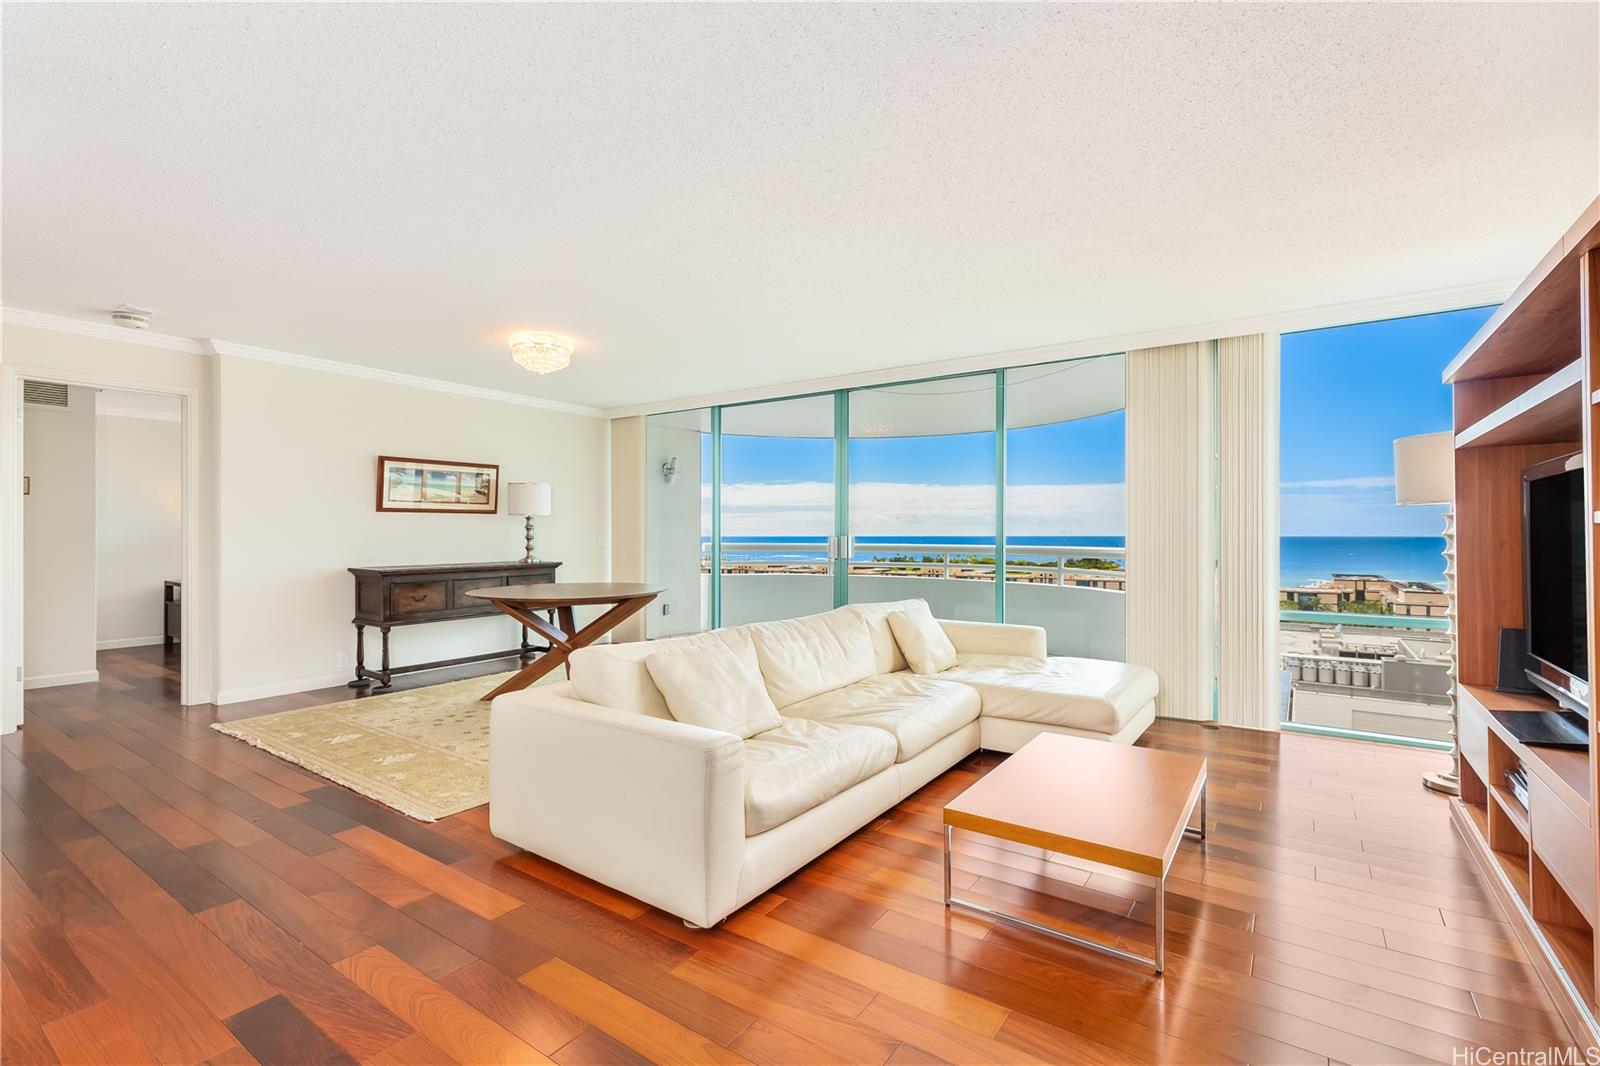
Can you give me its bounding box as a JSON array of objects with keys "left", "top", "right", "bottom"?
[
  {"left": 1421, "top": 770, "right": 1460, "bottom": 797},
  {"left": 521, "top": 516, "right": 536, "bottom": 564}
]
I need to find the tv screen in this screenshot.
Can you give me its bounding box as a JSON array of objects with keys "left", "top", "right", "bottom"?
[{"left": 1526, "top": 464, "right": 1588, "bottom": 684}]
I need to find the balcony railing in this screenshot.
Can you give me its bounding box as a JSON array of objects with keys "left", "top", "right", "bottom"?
[{"left": 709, "top": 541, "right": 1127, "bottom": 586}]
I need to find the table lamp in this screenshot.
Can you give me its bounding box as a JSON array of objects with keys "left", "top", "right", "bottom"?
[
  {"left": 506, "top": 482, "right": 552, "bottom": 563},
  {"left": 1394, "top": 431, "right": 1457, "bottom": 795}
]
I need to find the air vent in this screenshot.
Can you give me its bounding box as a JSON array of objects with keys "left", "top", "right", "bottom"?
[{"left": 22, "top": 381, "right": 68, "bottom": 407}]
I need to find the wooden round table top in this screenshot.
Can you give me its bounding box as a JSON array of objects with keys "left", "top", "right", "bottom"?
[{"left": 464, "top": 582, "right": 664, "bottom": 606}]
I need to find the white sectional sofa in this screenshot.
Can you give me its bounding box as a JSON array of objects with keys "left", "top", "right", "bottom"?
[{"left": 488, "top": 598, "right": 1157, "bottom": 927}]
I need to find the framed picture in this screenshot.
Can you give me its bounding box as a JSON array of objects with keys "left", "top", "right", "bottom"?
[{"left": 376, "top": 456, "right": 499, "bottom": 514}]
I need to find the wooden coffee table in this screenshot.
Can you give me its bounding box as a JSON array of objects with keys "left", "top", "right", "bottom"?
[
  {"left": 467, "top": 582, "right": 662, "bottom": 701},
  {"left": 943, "top": 732, "right": 1206, "bottom": 974}
]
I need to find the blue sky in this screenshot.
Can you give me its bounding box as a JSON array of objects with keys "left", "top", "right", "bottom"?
[{"left": 701, "top": 305, "right": 1495, "bottom": 538}]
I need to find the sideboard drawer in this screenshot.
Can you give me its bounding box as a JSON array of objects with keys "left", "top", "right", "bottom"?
[
  {"left": 390, "top": 581, "right": 448, "bottom": 617},
  {"left": 1531, "top": 772, "right": 1597, "bottom": 923},
  {"left": 452, "top": 577, "right": 507, "bottom": 608}
]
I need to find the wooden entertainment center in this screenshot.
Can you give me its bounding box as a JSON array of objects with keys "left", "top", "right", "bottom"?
[{"left": 1446, "top": 195, "right": 1600, "bottom": 1042}]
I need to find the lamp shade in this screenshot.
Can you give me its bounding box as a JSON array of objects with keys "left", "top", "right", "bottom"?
[
  {"left": 506, "top": 481, "right": 552, "bottom": 517},
  {"left": 1394, "top": 432, "right": 1454, "bottom": 505}
]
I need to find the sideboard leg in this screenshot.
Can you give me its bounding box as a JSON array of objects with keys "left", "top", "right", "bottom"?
[
  {"left": 377, "top": 626, "right": 393, "bottom": 690},
  {"left": 347, "top": 624, "right": 370, "bottom": 687}
]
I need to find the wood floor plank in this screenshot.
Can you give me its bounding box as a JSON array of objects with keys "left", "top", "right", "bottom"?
[
  {"left": 2, "top": 958, "right": 62, "bottom": 1066},
  {"left": 523, "top": 957, "right": 753, "bottom": 1066},
  {"left": 336, "top": 945, "right": 553, "bottom": 1066},
  {"left": 199, "top": 898, "right": 413, "bottom": 1061},
  {"left": 66, "top": 919, "right": 241, "bottom": 1064},
  {"left": 224, "top": 994, "right": 363, "bottom": 1066},
  {"left": 337, "top": 824, "right": 521, "bottom": 920},
  {"left": 40, "top": 998, "right": 161, "bottom": 1066}
]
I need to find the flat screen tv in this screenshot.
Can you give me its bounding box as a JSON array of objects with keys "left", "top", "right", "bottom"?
[{"left": 1523, "top": 452, "right": 1588, "bottom": 712}]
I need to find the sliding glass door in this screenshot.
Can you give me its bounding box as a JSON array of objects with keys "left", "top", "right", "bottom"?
[
  {"left": 716, "top": 393, "right": 839, "bottom": 626},
  {"left": 847, "top": 373, "right": 1000, "bottom": 622}
]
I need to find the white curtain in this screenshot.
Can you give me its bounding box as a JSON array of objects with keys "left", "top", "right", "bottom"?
[
  {"left": 1126, "top": 342, "right": 1216, "bottom": 721},
  {"left": 1216, "top": 334, "right": 1281, "bottom": 730}
]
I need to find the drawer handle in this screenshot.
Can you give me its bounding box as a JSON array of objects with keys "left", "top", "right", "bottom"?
[{"left": 410, "top": 592, "right": 430, "bottom": 603}]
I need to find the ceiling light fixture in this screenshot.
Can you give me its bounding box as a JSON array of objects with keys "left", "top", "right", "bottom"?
[{"left": 508, "top": 331, "right": 573, "bottom": 374}]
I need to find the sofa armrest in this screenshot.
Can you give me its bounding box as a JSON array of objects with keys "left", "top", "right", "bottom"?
[
  {"left": 488, "top": 684, "right": 746, "bottom": 927},
  {"left": 937, "top": 618, "right": 1048, "bottom": 658}
]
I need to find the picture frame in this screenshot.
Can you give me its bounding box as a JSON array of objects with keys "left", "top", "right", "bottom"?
[{"left": 376, "top": 455, "right": 500, "bottom": 514}]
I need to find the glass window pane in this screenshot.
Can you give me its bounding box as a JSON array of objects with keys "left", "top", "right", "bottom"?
[
  {"left": 1278, "top": 307, "right": 1494, "bottom": 741},
  {"left": 719, "top": 394, "right": 836, "bottom": 625},
  {"left": 848, "top": 373, "right": 998, "bottom": 622},
  {"left": 1003, "top": 355, "right": 1126, "bottom": 656},
  {"left": 645, "top": 409, "right": 711, "bottom": 636}
]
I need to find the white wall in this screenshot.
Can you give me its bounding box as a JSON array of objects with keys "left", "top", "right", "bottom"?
[
  {"left": 213, "top": 355, "right": 610, "bottom": 703},
  {"left": 23, "top": 384, "right": 98, "bottom": 686},
  {"left": 95, "top": 399, "right": 182, "bottom": 649},
  {"left": 645, "top": 422, "right": 704, "bottom": 637}
]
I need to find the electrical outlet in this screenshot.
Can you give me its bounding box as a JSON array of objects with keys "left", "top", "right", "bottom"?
[
  {"left": 337, "top": 651, "right": 349, "bottom": 668},
  {"left": 662, "top": 602, "right": 671, "bottom": 616}
]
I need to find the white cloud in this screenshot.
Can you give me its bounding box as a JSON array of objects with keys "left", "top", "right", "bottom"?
[
  {"left": 1280, "top": 476, "right": 1395, "bottom": 491},
  {"left": 703, "top": 481, "right": 1124, "bottom": 538}
]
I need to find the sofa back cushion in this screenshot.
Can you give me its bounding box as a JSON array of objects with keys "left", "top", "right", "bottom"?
[
  {"left": 645, "top": 644, "right": 781, "bottom": 738},
  {"left": 745, "top": 608, "right": 877, "bottom": 708},
  {"left": 569, "top": 627, "right": 755, "bottom": 719},
  {"left": 843, "top": 598, "right": 931, "bottom": 675}
]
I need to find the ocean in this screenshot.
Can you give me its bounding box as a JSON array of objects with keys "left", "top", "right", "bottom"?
[{"left": 710, "top": 535, "right": 1449, "bottom": 588}]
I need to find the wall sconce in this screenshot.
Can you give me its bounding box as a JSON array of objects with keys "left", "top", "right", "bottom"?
[{"left": 661, "top": 456, "right": 679, "bottom": 483}]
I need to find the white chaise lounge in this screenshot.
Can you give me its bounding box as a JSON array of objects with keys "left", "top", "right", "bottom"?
[{"left": 489, "top": 598, "right": 1157, "bottom": 927}]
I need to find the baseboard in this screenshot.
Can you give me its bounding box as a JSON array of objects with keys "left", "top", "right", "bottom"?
[
  {"left": 96, "top": 635, "right": 166, "bottom": 650},
  {"left": 213, "top": 670, "right": 352, "bottom": 706},
  {"left": 23, "top": 670, "right": 100, "bottom": 689}
]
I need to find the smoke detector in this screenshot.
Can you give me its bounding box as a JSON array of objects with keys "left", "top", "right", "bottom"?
[{"left": 110, "top": 304, "right": 159, "bottom": 330}]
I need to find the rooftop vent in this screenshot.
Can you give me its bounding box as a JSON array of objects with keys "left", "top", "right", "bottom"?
[{"left": 22, "top": 381, "right": 68, "bottom": 407}]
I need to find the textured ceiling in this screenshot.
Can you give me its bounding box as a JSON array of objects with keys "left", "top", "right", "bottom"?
[{"left": 4, "top": 3, "right": 1596, "bottom": 411}]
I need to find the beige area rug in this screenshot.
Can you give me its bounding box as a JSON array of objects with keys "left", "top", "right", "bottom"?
[{"left": 211, "top": 671, "right": 523, "bottom": 821}]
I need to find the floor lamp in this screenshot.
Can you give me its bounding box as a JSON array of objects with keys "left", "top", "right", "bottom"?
[{"left": 1395, "top": 431, "right": 1458, "bottom": 796}]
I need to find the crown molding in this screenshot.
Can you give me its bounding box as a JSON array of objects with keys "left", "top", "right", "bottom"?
[
  {"left": 602, "top": 276, "right": 1520, "bottom": 419},
  {"left": 2, "top": 306, "right": 604, "bottom": 418},
  {"left": 204, "top": 340, "right": 604, "bottom": 418},
  {"left": 1, "top": 306, "right": 207, "bottom": 353}
]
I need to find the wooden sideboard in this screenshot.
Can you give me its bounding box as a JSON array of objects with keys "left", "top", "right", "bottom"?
[{"left": 347, "top": 561, "right": 561, "bottom": 690}]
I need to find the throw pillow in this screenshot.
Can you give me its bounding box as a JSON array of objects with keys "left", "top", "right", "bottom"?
[
  {"left": 645, "top": 643, "right": 782, "bottom": 739},
  {"left": 887, "top": 609, "right": 958, "bottom": 675}
]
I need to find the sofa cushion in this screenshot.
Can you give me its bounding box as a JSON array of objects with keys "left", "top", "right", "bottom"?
[
  {"left": 782, "top": 672, "right": 980, "bottom": 762},
  {"left": 940, "top": 654, "right": 1159, "bottom": 735},
  {"left": 842, "top": 599, "right": 930, "bottom": 675},
  {"left": 646, "top": 644, "right": 781, "bottom": 739},
  {"left": 745, "top": 609, "right": 877, "bottom": 709},
  {"left": 743, "top": 718, "right": 897, "bottom": 835},
  {"left": 569, "top": 628, "right": 756, "bottom": 719},
  {"left": 887, "top": 608, "right": 958, "bottom": 675}
]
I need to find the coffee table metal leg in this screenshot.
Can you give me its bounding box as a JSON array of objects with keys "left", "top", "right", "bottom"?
[
  {"left": 943, "top": 826, "right": 953, "bottom": 905},
  {"left": 1184, "top": 780, "right": 1208, "bottom": 841},
  {"left": 1154, "top": 871, "right": 1166, "bottom": 974}
]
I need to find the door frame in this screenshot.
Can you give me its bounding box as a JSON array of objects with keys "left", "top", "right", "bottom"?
[{"left": 1, "top": 363, "right": 203, "bottom": 729}]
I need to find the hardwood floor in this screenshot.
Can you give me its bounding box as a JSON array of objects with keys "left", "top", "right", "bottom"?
[{"left": 2, "top": 646, "right": 1578, "bottom": 1064}]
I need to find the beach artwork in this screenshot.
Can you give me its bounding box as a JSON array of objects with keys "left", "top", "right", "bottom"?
[{"left": 377, "top": 456, "right": 499, "bottom": 513}]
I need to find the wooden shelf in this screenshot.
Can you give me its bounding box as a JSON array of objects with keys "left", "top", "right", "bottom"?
[
  {"left": 1492, "top": 784, "right": 1533, "bottom": 838},
  {"left": 1445, "top": 196, "right": 1600, "bottom": 383},
  {"left": 1455, "top": 359, "right": 1583, "bottom": 448},
  {"left": 1461, "top": 685, "right": 1591, "bottom": 818}
]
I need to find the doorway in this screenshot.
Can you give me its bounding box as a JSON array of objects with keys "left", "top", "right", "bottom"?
[{"left": 16, "top": 380, "right": 186, "bottom": 713}]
